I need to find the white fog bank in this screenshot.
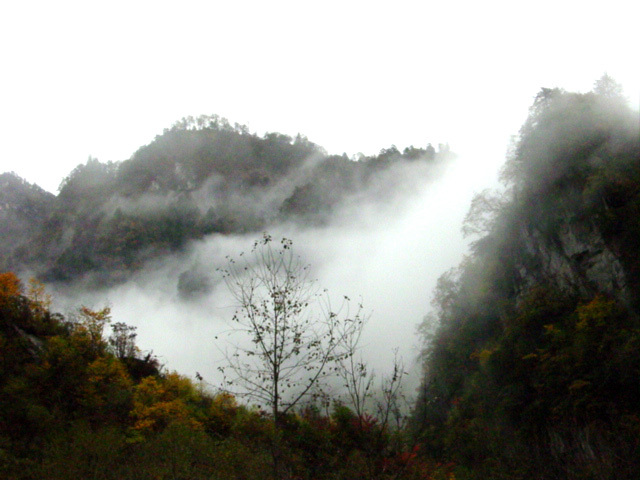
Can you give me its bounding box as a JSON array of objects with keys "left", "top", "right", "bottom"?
[{"left": 50, "top": 143, "right": 505, "bottom": 398}]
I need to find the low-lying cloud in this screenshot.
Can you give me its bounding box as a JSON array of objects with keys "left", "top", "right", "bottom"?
[{"left": 49, "top": 148, "right": 502, "bottom": 401}]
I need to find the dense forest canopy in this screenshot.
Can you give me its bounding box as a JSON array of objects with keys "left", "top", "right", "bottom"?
[
  {"left": 413, "top": 76, "right": 640, "bottom": 479},
  {"left": 0, "top": 116, "right": 445, "bottom": 287}
]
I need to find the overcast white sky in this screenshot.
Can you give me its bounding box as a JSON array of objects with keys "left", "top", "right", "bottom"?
[{"left": 1, "top": 0, "right": 638, "bottom": 194}]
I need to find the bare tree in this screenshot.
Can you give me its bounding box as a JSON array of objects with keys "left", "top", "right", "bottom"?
[
  {"left": 336, "top": 339, "right": 412, "bottom": 480},
  {"left": 109, "top": 322, "right": 138, "bottom": 359},
  {"left": 334, "top": 312, "right": 374, "bottom": 419},
  {"left": 218, "top": 234, "right": 366, "bottom": 478},
  {"left": 335, "top": 321, "right": 408, "bottom": 432}
]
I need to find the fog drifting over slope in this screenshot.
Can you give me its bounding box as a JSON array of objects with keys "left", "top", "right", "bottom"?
[{"left": 49, "top": 142, "right": 504, "bottom": 396}]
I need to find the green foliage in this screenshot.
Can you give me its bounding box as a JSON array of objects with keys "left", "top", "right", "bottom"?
[
  {"left": 0, "top": 269, "right": 462, "bottom": 479},
  {"left": 38, "top": 422, "right": 126, "bottom": 480},
  {"left": 415, "top": 81, "right": 640, "bottom": 478},
  {"left": 2, "top": 117, "right": 443, "bottom": 285}
]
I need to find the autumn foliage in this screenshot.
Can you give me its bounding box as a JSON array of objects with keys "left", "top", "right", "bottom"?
[
  {"left": 0, "top": 271, "right": 453, "bottom": 480},
  {"left": 413, "top": 82, "right": 640, "bottom": 479}
]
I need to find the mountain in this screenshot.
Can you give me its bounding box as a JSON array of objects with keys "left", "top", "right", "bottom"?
[
  {"left": 414, "top": 80, "right": 640, "bottom": 479},
  {"left": 0, "top": 115, "right": 445, "bottom": 287},
  {"left": 2, "top": 78, "right": 638, "bottom": 480},
  {"left": 0, "top": 173, "right": 55, "bottom": 265}
]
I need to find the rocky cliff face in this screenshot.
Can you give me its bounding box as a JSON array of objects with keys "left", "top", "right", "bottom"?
[{"left": 518, "top": 218, "right": 630, "bottom": 306}]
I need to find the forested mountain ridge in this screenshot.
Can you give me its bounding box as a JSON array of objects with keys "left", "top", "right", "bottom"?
[
  {"left": 0, "top": 116, "right": 445, "bottom": 286},
  {"left": 414, "top": 78, "right": 640, "bottom": 479}
]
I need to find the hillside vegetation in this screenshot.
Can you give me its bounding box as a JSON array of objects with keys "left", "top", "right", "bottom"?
[
  {"left": 1, "top": 76, "right": 639, "bottom": 479},
  {"left": 0, "top": 272, "right": 452, "bottom": 480},
  {"left": 0, "top": 119, "right": 444, "bottom": 287},
  {"left": 413, "top": 76, "right": 640, "bottom": 479}
]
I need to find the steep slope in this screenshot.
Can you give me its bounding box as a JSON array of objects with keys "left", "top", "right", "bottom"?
[
  {"left": 2, "top": 115, "right": 446, "bottom": 286},
  {"left": 414, "top": 82, "right": 640, "bottom": 479}
]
